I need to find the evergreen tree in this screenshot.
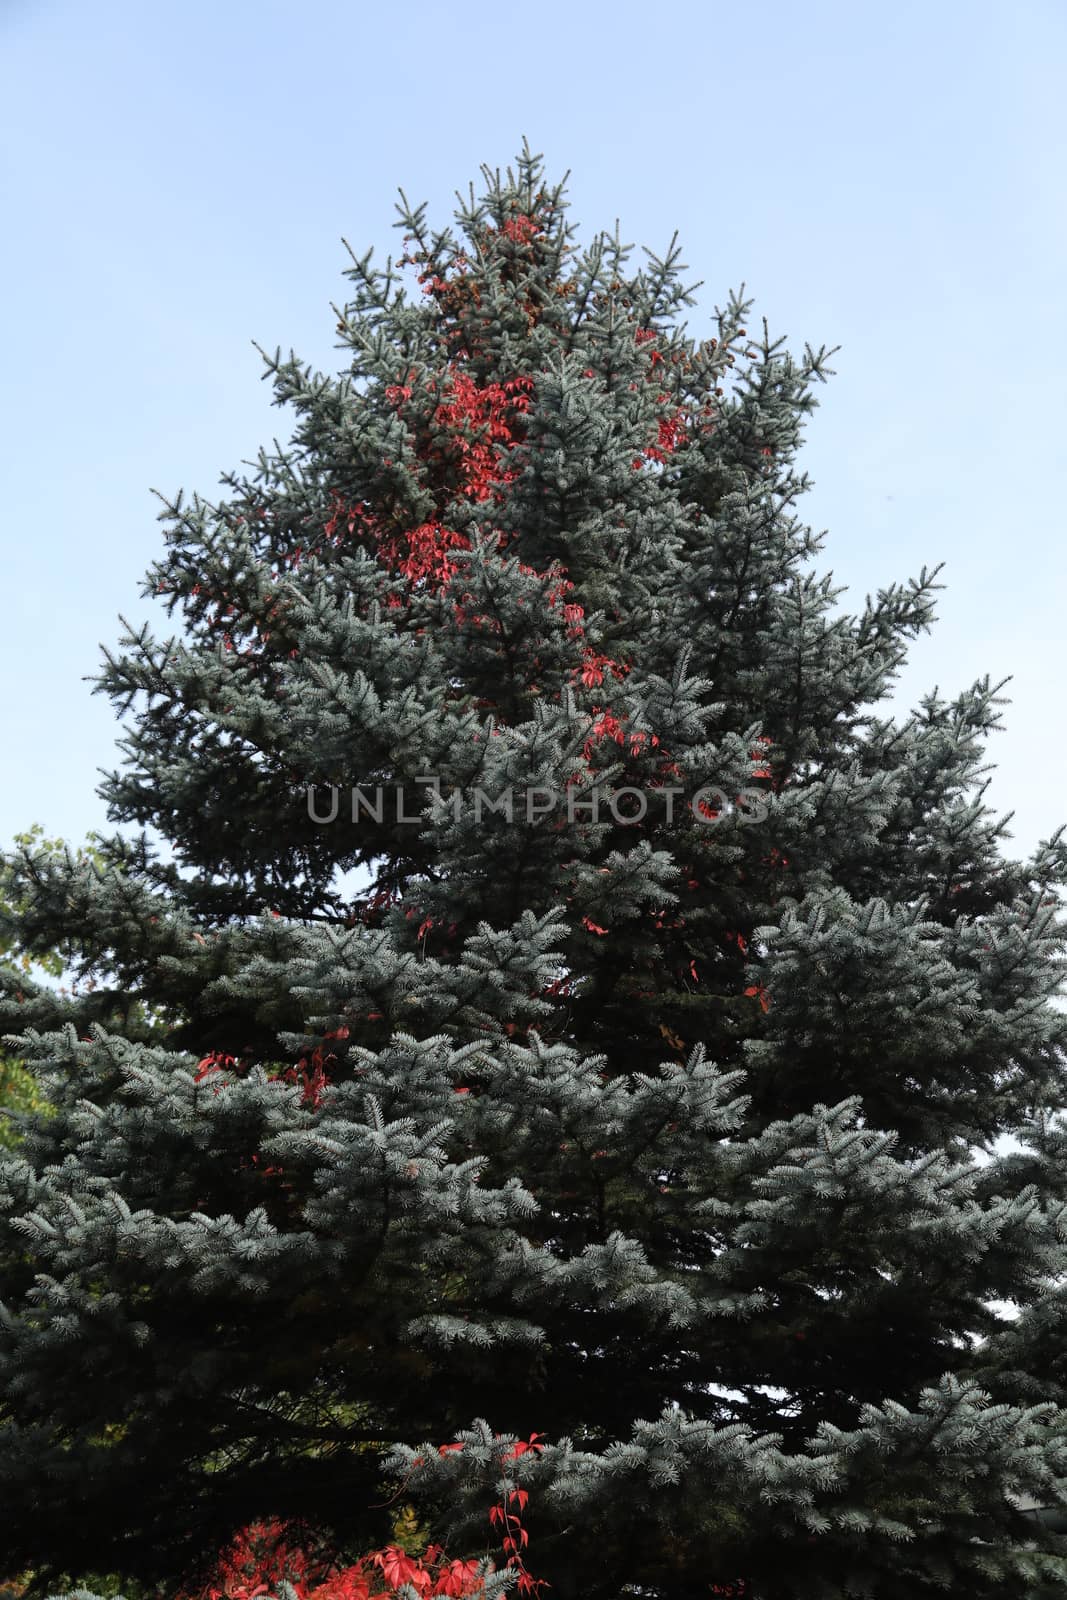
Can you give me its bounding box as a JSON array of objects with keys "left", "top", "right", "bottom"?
[
  {"left": 0, "top": 829, "right": 103, "bottom": 1152},
  {"left": 3, "top": 142, "right": 1067, "bottom": 1600}
]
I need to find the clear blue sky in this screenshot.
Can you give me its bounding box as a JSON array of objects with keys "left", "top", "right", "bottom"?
[{"left": 2, "top": 0, "right": 1065, "bottom": 865}]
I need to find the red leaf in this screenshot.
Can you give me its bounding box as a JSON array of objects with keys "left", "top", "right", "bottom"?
[{"left": 374, "top": 1547, "right": 428, "bottom": 1592}]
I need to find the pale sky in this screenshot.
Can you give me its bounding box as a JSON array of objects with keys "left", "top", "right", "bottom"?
[{"left": 2, "top": 0, "right": 1065, "bottom": 870}]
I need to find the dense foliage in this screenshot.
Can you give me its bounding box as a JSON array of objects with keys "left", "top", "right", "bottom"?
[{"left": 3, "top": 144, "right": 1067, "bottom": 1599}]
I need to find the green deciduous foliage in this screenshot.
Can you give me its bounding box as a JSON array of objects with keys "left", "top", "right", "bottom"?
[{"left": 0, "top": 828, "right": 78, "bottom": 1150}]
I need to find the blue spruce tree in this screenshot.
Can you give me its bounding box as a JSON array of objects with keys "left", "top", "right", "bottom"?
[{"left": 2, "top": 142, "right": 1067, "bottom": 1599}]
